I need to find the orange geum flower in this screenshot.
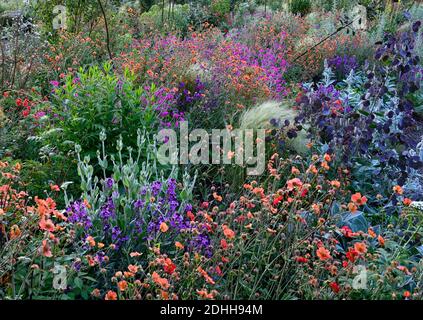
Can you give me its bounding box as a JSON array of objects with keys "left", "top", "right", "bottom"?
[
  {"left": 354, "top": 242, "right": 367, "bottom": 255},
  {"left": 50, "top": 184, "right": 60, "bottom": 192},
  {"left": 324, "top": 153, "right": 332, "bottom": 162},
  {"left": 39, "top": 217, "right": 55, "bottom": 232},
  {"left": 175, "top": 241, "right": 184, "bottom": 250},
  {"left": 86, "top": 236, "right": 96, "bottom": 247},
  {"left": 83, "top": 198, "right": 91, "bottom": 209},
  {"left": 86, "top": 255, "right": 96, "bottom": 267},
  {"left": 105, "top": 290, "right": 117, "bottom": 300},
  {"left": 403, "top": 198, "right": 412, "bottom": 206},
  {"left": 130, "top": 251, "right": 142, "bottom": 257},
  {"left": 243, "top": 183, "right": 253, "bottom": 190},
  {"left": 91, "top": 289, "right": 101, "bottom": 298},
  {"left": 291, "top": 166, "right": 300, "bottom": 175},
  {"left": 197, "top": 266, "right": 215, "bottom": 285},
  {"left": 393, "top": 185, "right": 403, "bottom": 195},
  {"left": 118, "top": 280, "right": 128, "bottom": 291},
  {"left": 367, "top": 228, "right": 376, "bottom": 238},
  {"left": 316, "top": 246, "right": 331, "bottom": 261},
  {"left": 10, "top": 225, "right": 21, "bottom": 239},
  {"left": 307, "top": 165, "right": 318, "bottom": 174},
  {"left": 13, "top": 163, "right": 22, "bottom": 172},
  {"left": 197, "top": 289, "right": 214, "bottom": 299},
  {"left": 321, "top": 161, "right": 330, "bottom": 170},
  {"left": 348, "top": 202, "right": 358, "bottom": 213},
  {"left": 330, "top": 180, "right": 341, "bottom": 189},
  {"left": 286, "top": 178, "right": 303, "bottom": 191},
  {"left": 311, "top": 203, "right": 320, "bottom": 215},
  {"left": 377, "top": 235, "right": 385, "bottom": 247},
  {"left": 152, "top": 272, "right": 170, "bottom": 290},
  {"left": 351, "top": 192, "right": 367, "bottom": 206},
  {"left": 41, "top": 239, "right": 52, "bottom": 257},
  {"left": 213, "top": 192, "right": 222, "bottom": 202},
  {"left": 160, "top": 222, "right": 169, "bottom": 233},
  {"left": 163, "top": 258, "right": 176, "bottom": 275},
  {"left": 222, "top": 225, "right": 235, "bottom": 240},
  {"left": 128, "top": 264, "right": 139, "bottom": 274}
]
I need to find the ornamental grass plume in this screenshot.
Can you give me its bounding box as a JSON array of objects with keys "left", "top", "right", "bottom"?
[{"left": 239, "top": 100, "right": 309, "bottom": 155}]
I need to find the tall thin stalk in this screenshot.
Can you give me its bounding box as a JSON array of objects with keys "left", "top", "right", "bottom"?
[{"left": 97, "top": 0, "right": 113, "bottom": 61}]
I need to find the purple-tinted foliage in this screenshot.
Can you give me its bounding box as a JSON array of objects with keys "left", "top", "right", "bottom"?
[
  {"left": 328, "top": 55, "right": 359, "bottom": 78},
  {"left": 293, "top": 21, "right": 422, "bottom": 193}
]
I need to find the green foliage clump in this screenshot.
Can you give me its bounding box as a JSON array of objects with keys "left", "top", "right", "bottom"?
[
  {"left": 290, "top": 0, "right": 311, "bottom": 16},
  {"left": 34, "top": 62, "right": 162, "bottom": 171}
]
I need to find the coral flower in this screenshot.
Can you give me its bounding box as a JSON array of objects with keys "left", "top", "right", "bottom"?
[
  {"left": 222, "top": 225, "right": 235, "bottom": 239},
  {"left": 163, "top": 258, "right": 176, "bottom": 275},
  {"left": 130, "top": 251, "right": 142, "bottom": 257},
  {"left": 213, "top": 192, "right": 223, "bottom": 202},
  {"left": 367, "top": 228, "right": 376, "bottom": 238},
  {"left": 118, "top": 280, "right": 128, "bottom": 291},
  {"left": 354, "top": 242, "right": 367, "bottom": 255},
  {"left": 340, "top": 226, "right": 356, "bottom": 238},
  {"left": 175, "top": 241, "right": 184, "bottom": 250},
  {"left": 197, "top": 267, "right": 215, "bottom": 285},
  {"left": 403, "top": 198, "right": 412, "bottom": 206},
  {"left": 50, "top": 184, "right": 60, "bottom": 192},
  {"left": 91, "top": 289, "right": 101, "bottom": 298},
  {"left": 86, "top": 236, "right": 96, "bottom": 247},
  {"left": 346, "top": 248, "right": 359, "bottom": 262},
  {"left": 220, "top": 239, "right": 228, "bottom": 250},
  {"left": 311, "top": 203, "right": 320, "bottom": 215},
  {"left": 286, "top": 178, "right": 303, "bottom": 191},
  {"left": 348, "top": 202, "right": 358, "bottom": 213},
  {"left": 197, "top": 289, "right": 214, "bottom": 299},
  {"left": 393, "top": 185, "right": 403, "bottom": 195},
  {"left": 321, "top": 161, "right": 330, "bottom": 170},
  {"left": 330, "top": 180, "right": 341, "bottom": 188},
  {"left": 10, "top": 225, "right": 21, "bottom": 239},
  {"left": 291, "top": 166, "right": 300, "bottom": 175},
  {"left": 160, "top": 222, "right": 169, "bottom": 233},
  {"left": 152, "top": 272, "right": 170, "bottom": 290},
  {"left": 377, "top": 235, "right": 385, "bottom": 247},
  {"left": 351, "top": 192, "right": 367, "bottom": 206},
  {"left": 86, "top": 255, "right": 96, "bottom": 266},
  {"left": 128, "top": 264, "right": 139, "bottom": 274},
  {"left": 39, "top": 217, "right": 55, "bottom": 232},
  {"left": 105, "top": 290, "right": 118, "bottom": 300},
  {"left": 41, "top": 239, "right": 52, "bottom": 257},
  {"left": 243, "top": 183, "right": 253, "bottom": 190},
  {"left": 316, "top": 246, "right": 331, "bottom": 261}
]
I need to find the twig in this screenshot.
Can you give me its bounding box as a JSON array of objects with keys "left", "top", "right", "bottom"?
[{"left": 97, "top": 0, "right": 113, "bottom": 62}]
